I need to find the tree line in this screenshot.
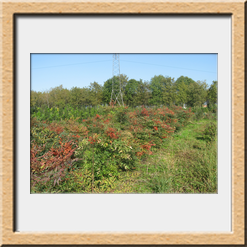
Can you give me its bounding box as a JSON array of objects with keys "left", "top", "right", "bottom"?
[{"left": 31, "top": 75, "right": 217, "bottom": 109}]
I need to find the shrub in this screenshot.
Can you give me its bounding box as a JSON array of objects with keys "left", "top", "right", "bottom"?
[
  {"left": 31, "top": 105, "right": 197, "bottom": 193},
  {"left": 208, "top": 104, "right": 217, "bottom": 113},
  {"left": 115, "top": 107, "right": 128, "bottom": 124},
  {"left": 75, "top": 134, "right": 137, "bottom": 181},
  {"left": 30, "top": 140, "right": 78, "bottom": 190},
  {"left": 192, "top": 107, "right": 204, "bottom": 120},
  {"left": 202, "top": 122, "right": 217, "bottom": 143}
]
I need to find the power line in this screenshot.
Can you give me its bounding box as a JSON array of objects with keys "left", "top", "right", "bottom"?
[
  {"left": 32, "top": 59, "right": 112, "bottom": 70},
  {"left": 32, "top": 58, "right": 216, "bottom": 74},
  {"left": 120, "top": 59, "right": 216, "bottom": 74}
]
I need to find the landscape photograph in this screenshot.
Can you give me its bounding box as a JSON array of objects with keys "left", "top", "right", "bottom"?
[{"left": 30, "top": 53, "right": 217, "bottom": 194}]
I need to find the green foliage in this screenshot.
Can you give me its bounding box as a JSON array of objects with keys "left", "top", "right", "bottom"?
[
  {"left": 191, "top": 106, "right": 211, "bottom": 121},
  {"left": 132, "top": 119, "right": 217, "bottom": 193},
  {"left": 75, "top": 132, "right": 137, "bottom": 177},
  {"left": 102, "top": 74, "right": 128, "bottom": 104},
  {"left": 89, "top": 82, "right": 103, "bottom": 106},
  {"left": 201, "top": 122, "right": 217, "bottom": 142},
  {"left": 115, "top": 107, "right": 128, "bottom": 124},
  {"left": 175, "top": 80, "right": 188, "bottom": 106},
  {"left": 207, "top": 81, "right": 217, "bottom": 108},
  {"left": 149, "top": 175, "right": 171, "bottom": 193},
  {"left": 175, "top": 75, "right": 196, "bottom": 86},
  {"left": 31, "top": 74, "right": 217, "bottom": 111},
  {"left": 208, "top": 103, "right": 217, "bottom": 114},
  {"left": 124, "top": 79, "right": 139, "bottom": 106},
  {"left": 171, "top": 149, "right": 216, "bottom": 193},
  {"left": 187, "top": 81, "right": 208, "bottom": 107},
  {"left": 31, "top": 105, "right": 216, "bottom": 193},
  {"left": 192, "top": 107, "right": 205, "bottom": 120},
  {"left": 149, "top": 75, "right": 166, "bottom": 105},
  {"left": 31, "top": 105, "right": 107, "bottom": 122}
]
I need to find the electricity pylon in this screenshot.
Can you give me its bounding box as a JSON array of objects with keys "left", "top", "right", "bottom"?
[{"left": 110, "top": 54, "right": 124, "bottom": 106}]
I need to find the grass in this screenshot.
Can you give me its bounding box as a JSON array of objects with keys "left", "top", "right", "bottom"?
[{"left": 111, "top": 119, "right": 217, "bottom": 193}]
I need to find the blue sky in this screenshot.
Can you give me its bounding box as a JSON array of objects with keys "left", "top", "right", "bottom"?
[{"left": 31, "top": 54, "right": 217, "bottom": 92}]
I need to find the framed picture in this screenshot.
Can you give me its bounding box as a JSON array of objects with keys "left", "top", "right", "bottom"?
[{"left": 1, "top": 0, "right": 246, "bottom": 246}]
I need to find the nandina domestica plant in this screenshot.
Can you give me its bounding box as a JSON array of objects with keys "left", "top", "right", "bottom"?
[{"left": 31, "top": 105, "right": 198, "bottom": 193}]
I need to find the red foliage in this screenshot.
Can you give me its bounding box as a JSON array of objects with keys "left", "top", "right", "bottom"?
[
  {"left": 141, "top": 108, "right": 149, "bottom": 117},
  {"left": 88, "top": 136, "right": 96, "bottom": 144},
  {"left": 72, "top": 134, "right": 80, "bottom": 138},
  {"left": 103, "top": 119, "right": 110, "bottom": 124},
  {"left": 105, "top": 128, "right": 119, "bottom": 139},
  {"left": 133, "top": 120, "right": 137, "bottom": 125},
  {"left": 136, "top": 151, "right": 144, "bottom": 157},
  {"left": 31, "top": 140, "right": 77, "bottom": 187},
  {"left": 48, "top": 123, "right": 64, "bottom": 134}
]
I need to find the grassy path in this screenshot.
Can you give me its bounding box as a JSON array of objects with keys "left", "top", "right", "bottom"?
[{"left": 113, "top": 119, "right": 217, "bottom": 193}]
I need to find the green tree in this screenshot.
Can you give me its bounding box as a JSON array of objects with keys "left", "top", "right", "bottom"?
[
  {"left": 175, "top": 76, "right": 199, "bottom": 107},
  {"left": 43, "top": 90, "right": 52, "bottom": 108},
  {"left": 102, "top": 77, "right": 113, "bottom": 105},
  {"left": 187, "top": 81, "right": 208, "bottom": 107},
  {"left": 48, "top": 85, "right": 70, "bottom": 108},
  {"left": 103, "top": 74, "right": 128, "bottom": 105},
  {"left": 136, "top": 79, "right": 151, "bottom": 106},
  {"left": 124, "top": 79, "right": 139, "bottom": 106},
  {"left": 31, "top": 90, "right": 44, "bottom": 108},
  {"left": 207, "top": 81, "right": 217, "bottom": 108},
  {"left": 89, "top": 82, "right": 103, "bottom": 106},
  {"left": 162, "top": 77, "right": 176, "bottom": 106},
  {"left": 175, "top": 80, "right": 188, "bottom": 107},
  {"left": 175, "top": 76, "right": 196, "bottom": 86},
  {"left": 149, "top": 75, "right": 166, "bottom": 105},
  {"left": 70, "top": 87, "right": 86, "bottom": 108}
]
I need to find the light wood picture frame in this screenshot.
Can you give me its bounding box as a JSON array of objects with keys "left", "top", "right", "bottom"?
[{"left": 0, "top": 0, "right": 246, "bottom": 246}]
